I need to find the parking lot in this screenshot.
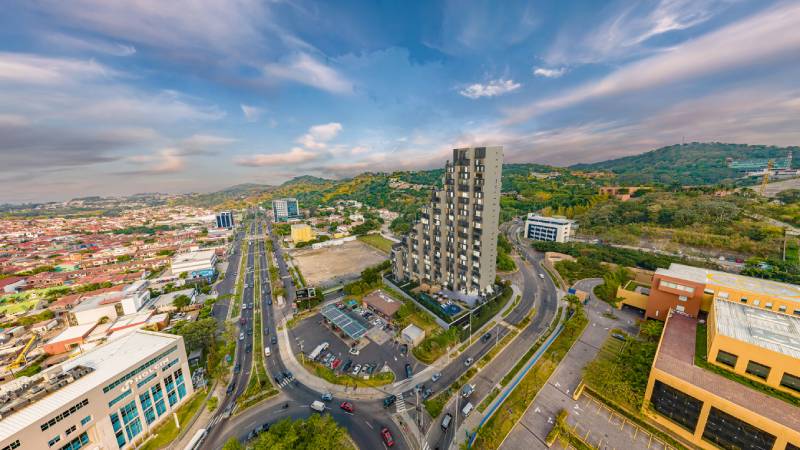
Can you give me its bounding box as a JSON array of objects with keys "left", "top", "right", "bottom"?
[{"left": 288, "top": 301, "right": 427, "bottom": 386}]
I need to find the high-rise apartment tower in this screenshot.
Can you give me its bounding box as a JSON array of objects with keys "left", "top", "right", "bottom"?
[{"left": 391, "top": 147, "right": 503, "bottom": 295}]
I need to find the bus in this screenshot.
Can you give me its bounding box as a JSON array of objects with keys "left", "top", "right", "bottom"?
[
  {"left": 308, "top": 342, "right": 329, "bottom": 361},
  {"left": 184, "top": 429, "right": 207, "bottom": 450}
]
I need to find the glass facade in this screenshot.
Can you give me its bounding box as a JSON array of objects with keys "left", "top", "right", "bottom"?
[
  {"left": 175, "top": 368, "right": 187, "bottom": 399},
  {"left": 110, "top": 412, "right": 126, "bottom": 448},
  {"left": 58, "top": 432, "right": 89, "bottom": 450},
  {"left": 702, "top": 407, "right": 775, "bottom": 450},
  {"left": 715, "top": 350, "right": 738, "bottom": 368},
  {"left": 651, "top": 380, "right": 703, "bottom": 432},
  {"left": 152, "top": 383, "right": 167, "bottom": 416},
  {"left": 119, "top": 400, "right": 142, "bottom": 441}
]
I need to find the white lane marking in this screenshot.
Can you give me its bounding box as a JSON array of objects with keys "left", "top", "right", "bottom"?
[{"left": 364, "top": 421, "right": 373, "bottom": 430}]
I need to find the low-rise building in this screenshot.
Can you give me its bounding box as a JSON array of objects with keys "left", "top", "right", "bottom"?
[
  {"left": 643, "top": 305, "right": 800, "bottom": 450},
  {"left": 0, "top": 330, "right": 194, "bottom": 450},
  {"left": 290, "top": 224, "right": 314, "bottom": 244},
  {"left": 401, "top": 324, "right": 425, "bottom": 347},
  {"left": 43, "top": 323, "right": 97, "bottom": 355},
  {"left": 361, "top": 290, "right": 402, "bottom": 319},
  {"left": 524, "top": 214, "right": 576, "bottom": 243},
  {"left": 618, "top": 262, "right": 800, "bottom": 321},
  {"left": 170, "top": 249, "right": 216, "bottom": 279}
]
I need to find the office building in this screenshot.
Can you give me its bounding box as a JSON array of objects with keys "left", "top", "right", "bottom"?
[
  {"left": 170, "top": 249, "right": 217, "bottom": 280},
  {"left": 643, "top": 304, "right": 800, "bottom": 450},
  {"left": 290, "top": 224, "right": 314, "bottom": 243},
  {"left": 215, "top": 211, "right": 234, "bottom": 229},
  {"left": 524, "top": 214, "right": 576, "bottom": 243},
  {"left": 391, "top": 147, "right": 503, "bottom": 295},
  {"left": 272, "top": 198, "right": 301, "bottom": 222},
  {"left": 617, "top": 262, "right": 800, "bottom": 320},
  {"left": 0, "top": 330, "right": 194, "bottom": 450}
]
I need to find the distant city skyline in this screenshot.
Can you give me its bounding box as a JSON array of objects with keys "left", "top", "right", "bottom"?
[{"left": 2, "top": 0, "right": 800, "bottom": 202}]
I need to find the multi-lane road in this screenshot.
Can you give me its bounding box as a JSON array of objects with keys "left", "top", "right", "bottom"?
[
  {"left": 202, "top": 213, "right": 559, "bottom": 450},
  {"left": 205, "top": 210, "right": 408, "bottom": 449}
]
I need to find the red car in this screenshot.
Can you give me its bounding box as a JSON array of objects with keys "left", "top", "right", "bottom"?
[
  {"left": 381, "top": 427, "right": 394, "bottom": 447},
  {"left": 331, "top": 358, "right": 342, "bottom": 370},
  {"left": 339, "top": 401, "right": 354, "bottom": 413}
]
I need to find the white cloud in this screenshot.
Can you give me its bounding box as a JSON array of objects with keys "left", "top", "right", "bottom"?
[
  {"left": 0, "top": 52, "right": 115, "bottom": 85},
  {"left": 533, "top": 67, "right": 566, "bottom": 78},
  {"left": 44, "top": 33, "right": 136, "bottom": 56},
  {"left": 296, "top": 122, "right": 343, "bottom": 149},
  {"left": 459, "top": 79, "right": 521, "bottom": 99},
  {"left": 234, "top": 147, "right": 319, "bottom": 166},
  {"left": 350, "top": 146, "right": 369, "bottom": 155},
  {"left": 545, "top": 0, "right": 731, "bottom": 65},
  {"left": 240, "top": 104, "right": 263, "bottom": 122},
  {"left": 127, "top": 148, "right": 186, "bottom": 174},
  {"left": 507, "top": 2, "right": 800, "bottom": 123},
  {"left": 264, "top": 53, "right": 352, "bottom": 94}
]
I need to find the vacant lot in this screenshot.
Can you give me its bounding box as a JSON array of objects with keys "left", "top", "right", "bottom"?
[
  {"left": 292, "top": 240, "right": 387, "bottom": 287},
  {"left": 357, "top": 234, "right": 394, "bottom": 253}
]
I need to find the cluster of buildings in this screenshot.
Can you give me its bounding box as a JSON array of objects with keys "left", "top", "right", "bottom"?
[
  {"left": 272, "top": 198, "right": 301, "bottom": 222},
  {"left": 391, "top": 147, "right": 503, "bottom": 296}
]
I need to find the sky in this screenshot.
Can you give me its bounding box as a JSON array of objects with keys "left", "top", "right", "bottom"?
[{"left": 2, "top": 0, "right": 800, "bottom": 202}]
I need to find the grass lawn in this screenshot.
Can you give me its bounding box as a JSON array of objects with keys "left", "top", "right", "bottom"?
[
  {"left": 139, "top": 390, "right": 206, "bottom": 450},
  {"left": 357, "top": 234, "right": 394, "bottom": 253},
  {"left": 0, "top": 298, "right": 38, "bottom": 314},
  {"left": 301, "top": 359, "right": 395, "bottom": 388},
  {"left": 412, "top": 327, "right": 460, "bottom": 364}
]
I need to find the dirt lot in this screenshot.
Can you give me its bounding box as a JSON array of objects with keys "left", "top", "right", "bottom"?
[{"left": 291, "top": 240, "right": 387, "bottom": 287}]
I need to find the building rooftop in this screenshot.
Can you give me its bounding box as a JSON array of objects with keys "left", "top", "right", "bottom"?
[
  {"left": 45, "top": 323, "right": 96, "bottom": 344},
  {"left": 525, "top": 214, "right": 574, "bottom": 225},
  {"left": 362, "top": 290, "right": 402, "bottom": 317},
  {"left": 713, "top": 299, "right": 800, "bottom": 359},
  {"left": 657, "top": 263, "right": 800, "bottom": 303},
  {"left": 172, "top": 249, "right": 216, "bottom": 265},
  {"left": 654, "top": 312, "right": 800, "bottom": 432},
  {"left": 0, "top": 330, "right": 181, "bottom": 441}
]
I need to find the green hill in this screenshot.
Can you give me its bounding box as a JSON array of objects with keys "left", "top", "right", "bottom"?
[{"left": 571, "top": 142, "right": 799, "bottom": 186}]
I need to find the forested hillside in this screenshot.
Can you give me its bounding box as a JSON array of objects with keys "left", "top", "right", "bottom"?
[{"left": 571, "top": 142, "right": 799, "bottom": 186}]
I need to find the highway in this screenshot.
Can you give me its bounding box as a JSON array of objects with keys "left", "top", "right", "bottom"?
[
  {"left": 423, "top": 218, "right": 560, "bottom": 450},
  {"left": 206, "top": 210, "right": 409, "bottom": 450}
]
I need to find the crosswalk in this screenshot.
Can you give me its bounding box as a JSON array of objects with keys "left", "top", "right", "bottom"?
[
  {"left": 395, "top": 396, "right": 407, "bottom": 413},
  {"left": 276, "top": 377, "right": 293, "bottom": 388},
  {"left": 421, "top": 441, "right": 431, "bottom": 450}
]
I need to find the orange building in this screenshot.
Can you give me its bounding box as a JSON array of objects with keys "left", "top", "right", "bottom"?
[{"left": 643, "top": 305, "right": 800, "bottom": 450}]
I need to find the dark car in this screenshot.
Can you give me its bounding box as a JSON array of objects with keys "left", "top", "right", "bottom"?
[
  {"left": 245, "top": 344, "right": 252, "bottom": 352},
  {"left": 383, "top": 395, "right": 397, "bottom": 408},
  {"left": 226, "top": 382, "right": 235, "bottom": 394},
  {"left": 405, "top": 363, "right": 413, "bottom": 379},
  {"left": 271, "top": 336, "right": 277, "bottom": 345},
  {"left": 258, "top": 422, "right": 271, "bottom": 433},
  {"left": 233, "top": 364, "right": 241, "bottom": 373},
  {"left": 284, "top": 371, "right": 293, "bottom": 379},
  {"left": 274, "top": 374, "right": 283, "bottom": 384},
  {"left": 265, "top": 328, "right": 270, "bottom": 335},
  {"left": 342, "top": 359, "right": 353, "bottom": 372},
  {"left": 267, "top": 299, "right": 272, "bottom": 305},
  {"left": 481, "top": 332, "right": 492, "bottom": 342}
]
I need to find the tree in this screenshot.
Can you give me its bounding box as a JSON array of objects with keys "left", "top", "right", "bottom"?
[
  {"left": 172, "top": 294, "right": 191, "bottom": 310},
  {"left": 222, "top": 438, "right": 243, "bottom": 450},
  {"left": 170, "top": 318, "right": 217, "bottom": 353},
  {"left": 777, "top": 189, "right": 800, "bottom": 204},
  {"left": 251, "top": 414, "right": 352, "bottom": 450}
]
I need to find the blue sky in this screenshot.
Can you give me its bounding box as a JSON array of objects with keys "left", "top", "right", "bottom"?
[{"left": 2, "top": 0, "right": 800, "bottom": 202}]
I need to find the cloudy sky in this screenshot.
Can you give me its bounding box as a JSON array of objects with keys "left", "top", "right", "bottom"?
[{"left": 2, "top": 0, "right": 800, "bottom": 202}]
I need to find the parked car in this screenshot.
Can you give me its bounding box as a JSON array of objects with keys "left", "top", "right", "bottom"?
[
  {"left": 462, "top": 384, "right": 475, "bottom": 398},
  {"left": 462, "top": 402, "right": 474, "bottom": 417},
  {"left": 405, "top": 363, "right": 413, "bottom": 379},
  {"left": 352, "top": 364, "right": 362, "bottom": 376},
  {"left": 431, "top": 372, "right": 441, "bottom": 383},
  {"left": 349, "top": 347, "right": 360, "bottom": 355},
  {"left": 342, "top": 359, "right": 353, "bottom": 372},
  {"left": 339, "top": 401, "right": 354, "bottom": 413},
  {"left": 422, "top": 388, "right": 433, "bottom": 399},
  {"left": 331, "top": 358, "right": 342, "bottom": 370},
  {"left": 383, "top": 395, "right": 397, "bottom": 408},
  {"left": 381, "top": 427, "right": 394, "bottom": 447}
]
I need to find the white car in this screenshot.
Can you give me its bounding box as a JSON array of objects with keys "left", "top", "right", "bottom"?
[
  {"left": 431, "top": 372, "right": 442, "bottom": 383},
  {"left": 464, "top": 357, "right": 474, "bottom": 367},
  {"left": 351, "top": 364, "right": 362, "bottom": 376},
  {"left": 239, "top": 333, "right": 244, "bottom": 340},
  {"left": 538, "top": 273, "right": 545, "bottom": 279}
]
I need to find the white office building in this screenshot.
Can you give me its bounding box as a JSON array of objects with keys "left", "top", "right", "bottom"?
[
  {"left": 0, "top": 330, "right": 194, "bottom": 450},
  {"left": 524, "top": 214, "right": 576, "bottom": 243},
  {"left": 170, "top": 249, "right": 217, "bottom": 279}
]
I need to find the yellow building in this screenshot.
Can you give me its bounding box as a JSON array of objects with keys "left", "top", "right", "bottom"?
[
  {"left": 290, "top": 223, "right": 314, "bottom": 243},
  {"left": 642, "top": 304, "right": 800, "bottom": 450}
]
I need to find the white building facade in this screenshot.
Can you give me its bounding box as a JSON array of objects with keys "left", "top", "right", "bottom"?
[
  {"left": 0, "top": 330, "right": 194, "bottom": 450},
  {"left": 524, "top": 214, "right": 576, "bottom": 243},
  {"left": 170, "top": 249, "right": 217, "bottom": 279}
]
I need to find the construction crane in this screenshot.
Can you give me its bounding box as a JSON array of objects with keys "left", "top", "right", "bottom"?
[
  {"left": 7, "top": 335, "right": 36, "bottom": 372},
  {"left": 759, "top": 159, "right": 774, "bottom": 196}
]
